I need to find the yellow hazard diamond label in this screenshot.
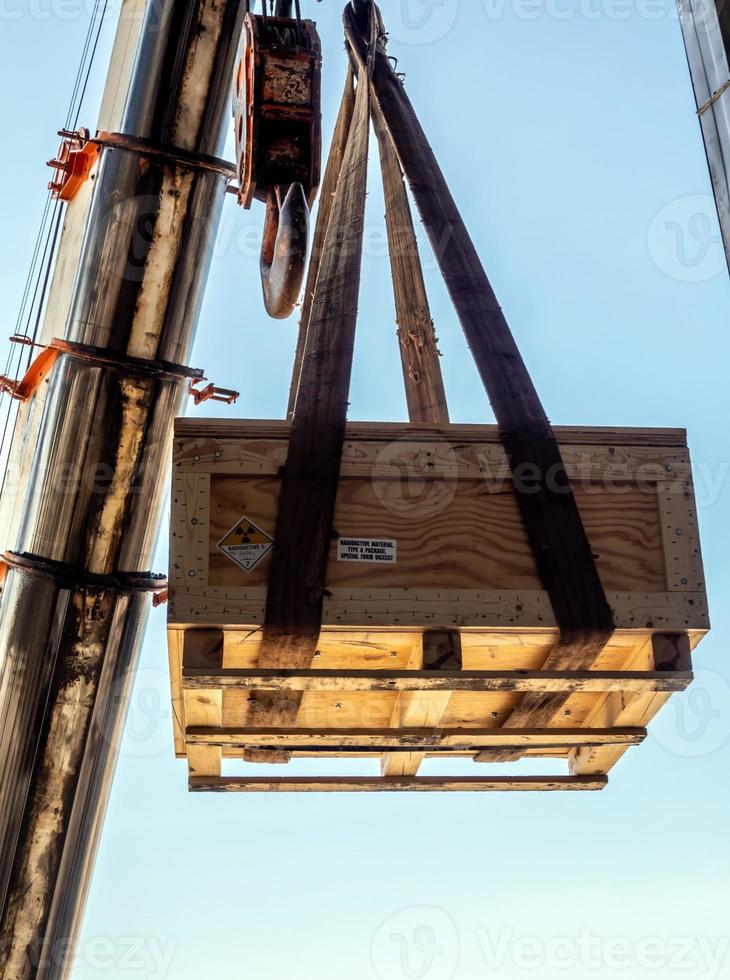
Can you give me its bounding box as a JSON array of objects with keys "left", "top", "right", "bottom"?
[{"left": 217, "top": 516, "right": 274, "bottom": 573}]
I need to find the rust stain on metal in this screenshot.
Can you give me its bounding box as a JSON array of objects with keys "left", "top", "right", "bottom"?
[
  {"left": 127, "top": 172, "right": 195, "bottom": 360},
  {"left": 175, "top": 0, "right": 226, "bottom": 152},
  {"left": 87, "top": 377, "right": 153, "bottom": 575},
  {"left": 262, "top": 57, "right": 312, "bottom": 104},
  {"left": 0, "top": 590, "right": 114, "bottom": 979}
]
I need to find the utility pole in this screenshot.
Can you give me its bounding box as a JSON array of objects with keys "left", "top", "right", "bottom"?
[{"left": 0, "top": 2, "right": 246, "bottom": 976}]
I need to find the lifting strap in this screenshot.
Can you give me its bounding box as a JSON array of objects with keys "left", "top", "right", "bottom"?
[
  {"left": 258, "top": 1, "right": 614, "bottom": 728},
  {"left": 257, "top": 18, "right": 374, "bottom": 703},
  {"left": 287, "top": 67, "right": 357, "bottom": 418}
]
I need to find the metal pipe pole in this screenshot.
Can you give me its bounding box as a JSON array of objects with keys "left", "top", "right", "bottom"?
[
  {"left": 0, "top": 2, "right": 246, "bottom": 976},
  {"left": 0, "top": 0, "right": 149, "bottom": 572},
  {"left": 677, "top": 0, "right": 730, "bottom": 275}
]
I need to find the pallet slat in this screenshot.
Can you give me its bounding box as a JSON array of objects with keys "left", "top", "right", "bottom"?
[
  {"left": 189, "top": 775, "right": 609, "bottom": 793},
  {"left": 185, "top": 728, "right": 647, "bottom": 756},
  {"left": 184, "top": 726, "right": 647, "bottom": 749},
  {"left": 182, "top": 668, "right": 693, "bottom": 694}
]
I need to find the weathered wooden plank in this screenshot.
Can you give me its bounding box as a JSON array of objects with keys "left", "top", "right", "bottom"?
[
  {"left": 174, "top": 418, "right": 689, "bottom": 447},
  {"left": 242, "top": 749, "right": 292, "bottom": 764},
  {"left": 182, "top": 668, "right": 693, "bottom": 694},
  {"left": 189, "top": 775, "right": 608, "bottom": 793},
  {"left": 185, "top": 727, "right": 647, "bottom": 749},
  {"left": 175, "top": 436, "right": 692, "bottom": 485},
  {"left": 174, "top": 419, "right": 689, "bottom": 449}
]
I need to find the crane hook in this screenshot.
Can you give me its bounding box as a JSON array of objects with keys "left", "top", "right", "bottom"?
[{"left": 260, "top": 182, "right": 310, "bottom": 320}]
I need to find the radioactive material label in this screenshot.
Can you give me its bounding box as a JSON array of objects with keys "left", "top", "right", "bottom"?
[
  {"left": 337, "top": 537, "right": 397, "bottom": 564},
  {"left": 217, "top": 516, "right": 274, "bottom": 573}
]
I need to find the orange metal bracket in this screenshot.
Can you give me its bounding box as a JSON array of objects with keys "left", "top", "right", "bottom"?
[
  {"left": 189, "top": 382, "right": 239, "bottom": 406},
  {"left": 0, "top": 346, "right": 61, "bottom": 402},
  {"left": 47, "top": 129, "right": 100, "bottom": 202},
  {"left": 2, "top": 337, "right": 239, "bottom": 409}
]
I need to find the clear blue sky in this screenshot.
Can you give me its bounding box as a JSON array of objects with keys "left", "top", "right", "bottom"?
[{"left": 1, "top": 2, "right": 729, "bottom": 978}]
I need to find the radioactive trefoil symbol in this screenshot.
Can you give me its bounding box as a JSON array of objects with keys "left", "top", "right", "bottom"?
[{"left": 217, "top": 515, "right": 274, "bottom": 573}]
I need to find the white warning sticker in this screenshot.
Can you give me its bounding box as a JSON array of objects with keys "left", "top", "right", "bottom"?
[
  {"left": 337, "top": 537, "right": 397, "bottom": 564},
  {"left": 217, "top": 516, "right": 273, "bottom": 573}
]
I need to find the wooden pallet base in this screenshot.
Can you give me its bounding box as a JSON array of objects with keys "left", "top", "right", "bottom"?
[{"left": 171, "top": 631, "right": 700, "bottom": 791}]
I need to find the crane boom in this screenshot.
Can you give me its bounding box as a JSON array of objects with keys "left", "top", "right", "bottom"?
[{"left": 0, "top": 3, "right": 246, "bottom": 976}]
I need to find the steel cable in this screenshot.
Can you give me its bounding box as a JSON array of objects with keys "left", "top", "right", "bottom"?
[{"left": 0, "top": 0, "right": 109, "bottom": 494}]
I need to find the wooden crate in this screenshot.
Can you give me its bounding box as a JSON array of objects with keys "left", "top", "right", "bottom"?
[{"left": 167, "top": 419, "right": 709, "bottom": 792}]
